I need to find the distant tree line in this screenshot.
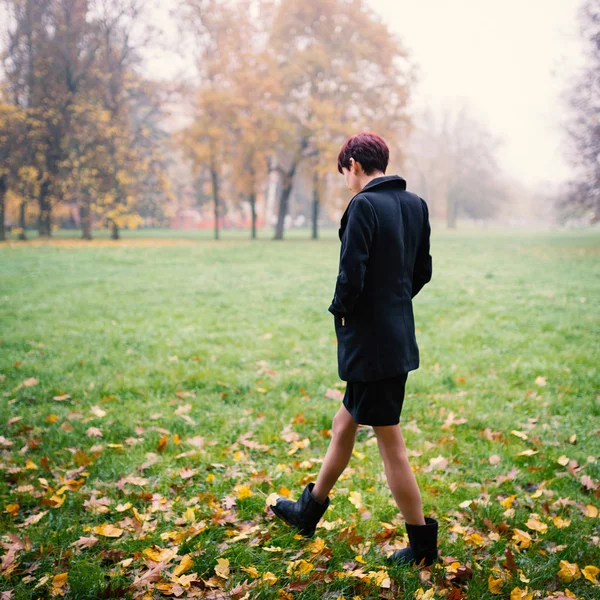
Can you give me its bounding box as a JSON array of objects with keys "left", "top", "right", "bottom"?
[
  {"left": 0, "top": 0, "right": 519, "bottom": 242},
  {"left": 564, "top": 0, "right": 600, "bottom": 223}
]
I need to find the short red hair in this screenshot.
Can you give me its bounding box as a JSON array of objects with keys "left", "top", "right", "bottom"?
[{"left": 337, "top": 132, "right": 389, "bottom": 175}]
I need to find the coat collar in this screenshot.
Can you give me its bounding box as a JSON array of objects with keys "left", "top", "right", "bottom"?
[
  {"left": 360, "top": 174, "right": 406, "bottom": 193},
  {"left": 338, "top": 175, "right": 407, "bottom": 240}
]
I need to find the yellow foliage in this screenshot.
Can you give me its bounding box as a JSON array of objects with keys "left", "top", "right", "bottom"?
[
  {"left": 488, "top": 574, "right": 504, "bottom": 594},
  {"left": 557, "top": 560, "right": 581, "bottom": 582},
  {"left": 215, "top": 557, "right": 230, "bottom": 579}
]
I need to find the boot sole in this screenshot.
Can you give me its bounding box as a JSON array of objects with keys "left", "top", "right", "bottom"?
[{"left": 269, "top": 504, "right": 313, "bottom": 537}]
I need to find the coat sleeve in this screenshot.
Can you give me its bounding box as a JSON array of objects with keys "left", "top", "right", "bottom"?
[
  {"left": 411, "top": 198, "right": 432, "bottom": 299},
  {"left": 328, "top": 196, "right": 376, "bottom": 317}
]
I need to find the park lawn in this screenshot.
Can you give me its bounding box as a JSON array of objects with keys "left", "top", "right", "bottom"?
[{"left": 0, "top": 227, "right": 599, "bottom": 600}]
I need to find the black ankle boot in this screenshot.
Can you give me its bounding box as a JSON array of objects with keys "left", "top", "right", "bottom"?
[
  {"left": 269, "top": 482, "right": 330, "bottom": 537},
  {"left": 387, "top": 516, "right": 440, "bottom": 567}
]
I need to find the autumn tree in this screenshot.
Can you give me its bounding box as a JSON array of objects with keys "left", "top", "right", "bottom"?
[
  {"left": 405, "top": 104, "right": 506, "bottom": 228},
  {"left": 174, "top": 0, "right": 276, "bottom": 240},
  {"left": 0, "top": 100, "right": 27, "bottom": 240},
  {"left": 563, "top": 0, "right": 600, "bottom": 221},
  {"left": 268, "top": 0, "right": 414, "bottom": 240},
  {"left": 1, "top": 0, "right": 172, "bottom": 239}
]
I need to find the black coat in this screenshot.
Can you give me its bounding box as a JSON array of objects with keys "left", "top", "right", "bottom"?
[{"left": 328, "top": 175, "right": 432, "bottom": 382}]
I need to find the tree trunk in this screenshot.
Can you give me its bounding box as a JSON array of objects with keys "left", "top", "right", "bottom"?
[
  {"left": 274, "top": 162, "right": 297, "bottom": 241},
  {"left": 0, "top": 175, "right": 6, "bottom": 242},
  {"left": 38, "top": 180, "right": 51, "bottom": 237},
  {"left": 80, "top": 196, "right": 92, "bottom": 240},
  {"left": 111, "top": 220, "right": 120, "bottom": 240},
  {"left": 250, "top": 191, "right": 257, "bottom": 239},
  {"left": 447, "top": 191, "right": 458, "bottom": 229},
  {"left": 19, "top": 200, "right": 27, "bottom": 240},
  {"left": 210, "top": 165, "right": 220, "bottom": 240},
  {"left": 312, "top": 169, "right": 319, "bottom": 240}
]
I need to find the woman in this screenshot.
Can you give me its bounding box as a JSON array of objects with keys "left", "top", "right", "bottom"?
[{"left": 270, "top": 132, "right": 438, "bottom": 568}]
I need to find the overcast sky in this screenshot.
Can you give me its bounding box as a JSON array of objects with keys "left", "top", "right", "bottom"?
[{"left": 367, "top": 0, "right": 586, "bottom": 189}]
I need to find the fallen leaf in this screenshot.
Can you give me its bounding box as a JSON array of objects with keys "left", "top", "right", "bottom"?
[
  {"left": 582, "top": 565, "right": 599, "bottom": 583},
  {"left": 215, "top": 557, "right": 230, "bottom": 579},
  {"left": 324, "top": 388, "right": 344, "bottom": 401},
  {"left": 525, "top": 516, "right": 548, "bottom": 533},
  {"left": 488, "top": 574, "right": 504, "bottom": 594},
  {"left": 348, "top": 491, "right": 363, "bottom": 510},
  {"left": 557, "top": 560, "right": 580, "bottom": 582},
  {"left": 173, "top": 554, "right": 194, "bottom": 576},
  {"left": 92, "top": 524, "right": 123, "bottom": 538}
]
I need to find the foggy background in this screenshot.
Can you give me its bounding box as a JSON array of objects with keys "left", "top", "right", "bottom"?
[{"left": 1, "top": 0, "right": 597, "bottom": 240}]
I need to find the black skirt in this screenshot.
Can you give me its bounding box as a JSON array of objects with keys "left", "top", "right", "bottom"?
[{"left": 342, "top": 372, "right": 409, "bottom": 426}]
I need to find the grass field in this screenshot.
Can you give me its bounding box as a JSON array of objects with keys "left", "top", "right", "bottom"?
[{"left": 1, "top": 227, "right": 599, "bottom": 599}]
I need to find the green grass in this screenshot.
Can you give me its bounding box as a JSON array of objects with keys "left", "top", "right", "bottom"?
[{"left": 0, "top": 227, "right": 599, "bottom": 599}]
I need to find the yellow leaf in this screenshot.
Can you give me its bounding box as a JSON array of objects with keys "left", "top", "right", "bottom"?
[
  {"left": 277, "top": 485, "right": 291, "bottom": 497},
  {"left": 371, "top": 569, "right": 391, "bottom": 588},
  {"left": 52, "top": 572, "right": 68, "bottom": 587},
  {"left": 488, "top": 574, "right": 504, "bottom": 594},
  {"left": 307, "top": 537, "right": 326, "bottom": 553},
  {"left": 173, "top": 554, "right": 194, "bottom": 576},
  {"left": 288, "top": 559, "right": 313, "bottom": 576},
  {"left": 48, "top": 494, "right": 65, "bottom": 508},
  {"left": 511, "top": 430, "right": 528, "bottom": 440},
  {"left": 262, "top": 571, "right": 278, "bottom": 584},
  {"left": 517, "top": 449, "right": 538, "bottom": 456},
  {"left": 582, "top": 504, "right": 598, "bottom": 518},
  {"left": 512, "top": 529, "right": 532, "bottom": 549},
  {"left": 557, "top": 560, "right": 581, "bottom": 582},
  {"left": 206, "top": 473, "right": 215, "bottom": 483},
  {"left": 500, "top": 494, "right": 517, "bottom": 509},
  {"left": 525, "top": 517, "right": 548, "bottom": 533},
  {"left": 465, "top": 533, "right": 485, "bottom": 545},
  {"left": 241, "top": 566, "right": 260, "bottom": 578},
  {"left": 5, "top": 503, "right": 19, "bottom": 517},
  {"left": 557, "top": 455, "right": 569, "bottom": 466},
  {"left": 183, "top": 507, "right": 196, "bottom": 523},
  {"left": 535, "top": 376, "right": 547, "bottom": 386},
  {"left": 25, "top": 460, "right": 38, "bottom": 470},
  {"left": 215, "top": 557, "right": 230, "bottom": 579},
  {"left": 355, "top": 555, "right": 366, "bottom": 564},
  {"left": 348, "top": 491, "right": 363, "bottom": 510},
  {"left": 518, "top": 569, "right": 530, "bottom": 583},
  {"left": 92, "top": 523, "right": 123, "bottom": 538},
  {"left": 552, "top": 516, "right": 571, "bottom": 528},
  {"left": 143, "top": 546, "right": 178, "bottom": 563},
  {"left": 236, "top": 485, "right": 253, "bottom": 500},
  {"left": 115, "top": 502, "right": 132, "bottom": 512},
  {"left": 415, "top": 588, "right": 436, "bottom": 599},
  {"left": 582, "top": 565, "right": 599, "bottom": 583},
  {"left": 510, "top": 586, "right": 534, "bottom": 600}
]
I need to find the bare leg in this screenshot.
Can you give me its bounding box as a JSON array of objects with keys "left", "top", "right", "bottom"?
[
  {"left": 311, "top": 403, "right": 359, "bottom": 503},
  {"left": 372, "top": 423, "right": 426, "bottom": 525}
]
